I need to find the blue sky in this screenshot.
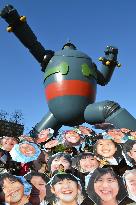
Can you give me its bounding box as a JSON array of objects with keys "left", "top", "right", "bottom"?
[{"left": 0, "top": 0, "right": 136, "bottom": 133}]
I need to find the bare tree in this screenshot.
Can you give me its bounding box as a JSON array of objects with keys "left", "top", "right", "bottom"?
[
  {"left": 9, "top": 110, "right": 24, "bottom": 124},
  {"left": 0, "top": 110, "right": 24, "bottom": 137},
  {"left": 0, "top": 109, "right": 8, "bottom": 121}
]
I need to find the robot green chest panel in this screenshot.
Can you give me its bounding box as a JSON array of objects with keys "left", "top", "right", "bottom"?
[
  {"left": 44, "top": 50, "right": 97, "bottom": 81},
  {"left": 44, "top": 61, "right": 69, "bottom": 80}
]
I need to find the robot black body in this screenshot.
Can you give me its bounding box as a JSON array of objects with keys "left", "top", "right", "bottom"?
[{"left": 1, "top": 5, "right": 136, "bottom": 135}]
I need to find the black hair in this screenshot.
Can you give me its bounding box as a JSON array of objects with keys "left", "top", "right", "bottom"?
[
  {"left": 46, "top": 173, "right": 85, "bottom": 205},
  {"left": 78, "top": 152, "right": 95, "bottom": 160},
  {"left": 87, "top": 168, "right": 127, "bottom": 205},
  {"left": 64, "top": 146, "right": 78, "bottom": 156},
  {"left": 122, "top": 140, "right": 136, "bottom": 166},
  {"left": 50, "top": 173, "right": 79, "bottom": 186},
  {"left": 93, "top": 139, "right": 122, "bottom": 163},
  {"left": 0, "top": 173, "right": 23, "bottom": 192},
  {"left": 75, "top": 152, "right": 99, "bottom": 173},
  {"left": 47, "top": 152, "right": 72, "bottom": 172},
  {"left": 24, "top": 171, "right": 49, "bottom": 184},
  {"left": 0, "top": 136, "right": 19, "bottom": 144}
]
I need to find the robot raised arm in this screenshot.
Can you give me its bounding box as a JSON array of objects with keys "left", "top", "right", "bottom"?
[
  {"left": 96, "top": 46, "right": 121, "bottom": 86},
  {"left": 0, "top": 5, "right": 54, "bottom": 72}
]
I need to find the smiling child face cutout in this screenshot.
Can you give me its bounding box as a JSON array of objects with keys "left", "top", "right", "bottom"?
[
  {"left": 96, "top": 139, "right": 117, "bottom": 159},
  {"left": 19, "top": 143, "right": 36, "bottom": 157},
  {"left": 1, "top": 178, "right": 24, "bottom": 204},
  {"left": 51, "top": 179, "right": 80, "bottom": 204},
  {"left": 94, "top": 173, "right": 119, "bottom": 203}
]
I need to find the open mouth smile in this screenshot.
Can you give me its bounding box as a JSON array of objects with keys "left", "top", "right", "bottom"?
[
  {"left": 62, "top": 190, "right": 73, "bottom": 194},
  {"left": 100, "top": 190, "right": 112, "bottom": 195}
]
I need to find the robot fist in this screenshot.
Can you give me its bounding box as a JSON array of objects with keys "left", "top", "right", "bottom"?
[
  {"left": 0, "top": 5, "right": 14, "bottom": 18},
  {"left": 99, "top": 46, "right": 121, "bottom": 67},
  {"left": 105, "top": 46, "right": 118, "bottom": 54},
  {"left": 0, "top": 5, "right": 21, "bottom": 26},
  {"left": 105, "top": 46, "right": 118, "bottom": 61}
]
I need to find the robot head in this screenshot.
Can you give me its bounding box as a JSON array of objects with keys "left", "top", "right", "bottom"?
[{"left": 62, "top": 42, "right": 77, "bottom": 50}]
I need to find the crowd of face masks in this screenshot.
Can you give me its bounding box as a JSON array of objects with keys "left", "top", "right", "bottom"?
[{"left": 0, "top": 125, "right": 136, "bottom": 205}]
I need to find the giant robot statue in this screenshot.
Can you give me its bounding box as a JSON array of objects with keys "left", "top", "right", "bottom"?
[{"left": 1, "top": 5, "right": 136, "bottom": 136}]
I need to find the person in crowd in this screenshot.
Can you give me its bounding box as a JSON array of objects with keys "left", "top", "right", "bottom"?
[
  {"left": 74, "top": 153, "right": 101, "bottom": 190},
  {"left": 120, "top": 128, "right": 131, "bottom": 135},
  {"left": 87, "top": 167, "right": 127, "bottom": 205},
  {"left": 10, "top": 141, "right": 41, "bottom": 163},
  {"left": 49, "top": 172, "right": 85, "bottom": 205},
  {"left": 0, "top": 173, "right": 31, "bottom": 205},
  {"left": 25, "top": 171, "right": 50, "bottom": 205},
  {"left": 74, "top": 126, "right": 96, "bottom": 137},
  {"left": 47, "top": 152, "right": 72, "bottom": 175},
  {"left": 105, "top": 129, "right": 127, "bottom": 144},
  {"left": 0, "top": 139, "right": 23, "bottom": 175},
  {"left": 44, "top": 139, "right": 59, "bottom": 155},
  {"left": 35, "top": 128, "right": 54, "bottom": 144},
  {"left": 0, "top": 136, "right": 19, "bottom": 152},
  {"left": 63, "top": 130, "right": 82, "bottom": 147},
  {"left": 123, "top": 169, "right": 136, "bottom": 202},
  {"left": 30, "top": 150, "right": 49, "bottom": 174},
  {"left": 93, "top": 139, "right": 122, "bottom": 165},
  {"left": 75, "top": 152, "right": 100, "bottom": 173},
  {"left": 122, "top": 140, "right": 136, "bottom": 167}
]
